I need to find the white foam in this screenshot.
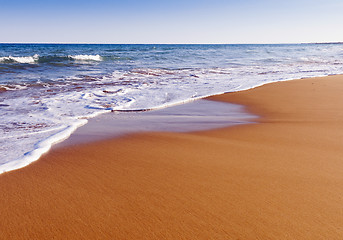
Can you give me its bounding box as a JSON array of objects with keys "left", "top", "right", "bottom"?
[
  {"left": 68, "top": 54, "right": 102, "bottom": 61},
  {"left": 0, "top": 54, "right": 39, "bottom": 63},
  {"left": 2, "top": 84, "right": 28, "bottom": 90},
  {"left": 0, "top": 119, "right": 87, "bottom": 174}
]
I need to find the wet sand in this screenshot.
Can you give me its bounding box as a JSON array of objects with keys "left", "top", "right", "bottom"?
[
  {"left": 58, "top": 99, "right": 255, "bottom": 147},
  {"left": 1, "top": 75, "right": 343, "bottom": 239}
]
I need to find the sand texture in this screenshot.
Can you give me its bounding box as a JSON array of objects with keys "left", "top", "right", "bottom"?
[{"left": 1, "top": 75, "right": 343, "bottom": 239}]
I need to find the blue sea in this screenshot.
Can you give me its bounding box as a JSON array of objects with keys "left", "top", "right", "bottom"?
[{"left": 1, "top": 43, "right": 343, "bottom": 173}]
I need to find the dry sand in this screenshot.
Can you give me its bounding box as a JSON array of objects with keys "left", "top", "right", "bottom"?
[{"left": 1, "top": 75, "right": 343, "bottom": 239}]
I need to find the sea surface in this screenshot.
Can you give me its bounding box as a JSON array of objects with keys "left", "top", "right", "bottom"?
[{"left": 1, "top": 43, "right": 343, "bottom": 173}]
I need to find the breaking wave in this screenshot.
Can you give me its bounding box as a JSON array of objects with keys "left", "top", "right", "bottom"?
[
  {"left": 68, "top": 54, "right": 102, "bottom": 61},
  {"left": 0, "top": 54, "right": 39, "bottom": 63},
  {"left": 0, "top": 54, "right": 103, "bottom": 64}
]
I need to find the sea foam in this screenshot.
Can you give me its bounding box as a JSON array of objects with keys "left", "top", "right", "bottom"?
[{"left": 0, "top": 119, "right": 88, "bottom": 174}]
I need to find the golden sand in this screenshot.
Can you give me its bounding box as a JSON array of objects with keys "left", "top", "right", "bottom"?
[{"left": 1, "top": 75, "right": 343, "bottom": 239}]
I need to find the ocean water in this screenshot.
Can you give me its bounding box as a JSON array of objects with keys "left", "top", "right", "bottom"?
[{"left": 1, "top": 43, "right": 343, "bottom": 173}]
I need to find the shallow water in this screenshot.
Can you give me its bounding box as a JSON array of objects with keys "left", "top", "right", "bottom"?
[{"left": 58, "top": 99, "right": 256, "bottom": 147}]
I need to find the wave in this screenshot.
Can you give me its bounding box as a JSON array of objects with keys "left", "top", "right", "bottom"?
[
  {"left": 68, "top": 54, "right": 102, "bottom": 61},
  {"left": 0, "top": 54, "right": 103, "bottom": 64},
  {"left": 0, "top": 54, "right": 39, "bottom": 64}
]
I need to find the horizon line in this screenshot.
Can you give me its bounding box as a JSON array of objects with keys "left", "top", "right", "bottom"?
[{"left": 0, "top": 42, "right": 342, "bottom": 45}]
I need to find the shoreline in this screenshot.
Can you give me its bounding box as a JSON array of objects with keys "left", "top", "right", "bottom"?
[
  {"left": 0, "top": 98, "right": 255, "bottom": 174},
  {"left": 2, "top": 43, "right": 343, "bottom": 176},
  {"left": 0, "top": 72, "right": 333, "bottom": 174},
  {"left": 1, "top": 75, "right": 343, "bottom": 239}
]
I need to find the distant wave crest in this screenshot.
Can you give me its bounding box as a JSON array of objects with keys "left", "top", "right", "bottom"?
[
  {"left": 0, "top": 54, "right": 103, "bottom": 64},
  {"left": 0, "top": 54, "right": 39, "bottom": 63},
  {"left": 68, "top": 54, "right": 102, "bottom": 61}
]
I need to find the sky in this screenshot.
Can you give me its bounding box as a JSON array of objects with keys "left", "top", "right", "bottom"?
[{"left": 0, "top": 0, "right": 342, "bottom": 44}]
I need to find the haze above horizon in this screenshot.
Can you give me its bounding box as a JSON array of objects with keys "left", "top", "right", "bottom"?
[{"left": 1, "top": 0, "right": 342, "bottom": 44}]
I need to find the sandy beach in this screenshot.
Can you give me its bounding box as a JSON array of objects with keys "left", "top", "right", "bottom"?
[{"left": 1, "top": 75, "right": 343, "bottom": 239}]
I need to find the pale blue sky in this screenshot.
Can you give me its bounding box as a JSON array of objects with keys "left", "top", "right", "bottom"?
[{"left": 0, "top": 0, "right": 342, "bottom": 43}]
